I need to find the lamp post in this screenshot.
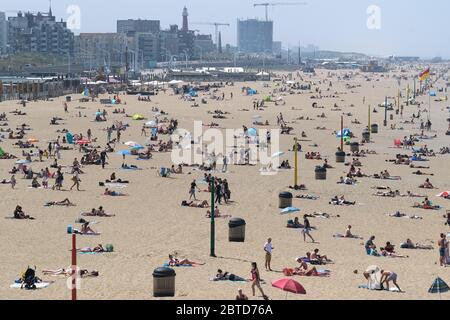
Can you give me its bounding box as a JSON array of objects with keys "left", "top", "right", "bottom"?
[
  {"left": 210, "top": 178, "right": 216, "bottom": 257},
  {"left": 294, "top": 137, "right": 298, "bottom": 187}
]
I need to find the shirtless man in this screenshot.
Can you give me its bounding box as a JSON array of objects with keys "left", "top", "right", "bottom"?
[{"left": 380, "top": 270, "right": 402, "bottom": 292}]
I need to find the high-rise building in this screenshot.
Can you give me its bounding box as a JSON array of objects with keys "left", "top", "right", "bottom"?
[
  {"left": 272, "top": 41, "right": 282, "bottom": 56},
  {"left": 134, "top": 32, "right": 159, "bottom": 69},
  {"left": 7, "top": 9, "right": 74, "bottom": 56},
  {"left": 0, "top": 12, "right": 7, "bottom": 54},
  {"left": 117, "top": 19, "right": 160, "bottom": 36},
  {"left": 74, "top": 33, "right": 132, "bottom": 69},
  {"left": 193, "top": 34, "right": 214, "bottom": 59},
  {"left": 237, "top": 19, "right": 273, "bottom": 54}
]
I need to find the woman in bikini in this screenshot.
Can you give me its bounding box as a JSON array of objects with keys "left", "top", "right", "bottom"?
[
  {"left": 168, "top": 254, "right": 204, "bottom": 266},
  {"left": 250, "top": 262, "right": 268, "bottom": 300}
]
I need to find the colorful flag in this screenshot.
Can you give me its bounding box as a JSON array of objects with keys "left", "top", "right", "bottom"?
[{"left": 419, "top": 68, "right": 430, "bottom": 81}]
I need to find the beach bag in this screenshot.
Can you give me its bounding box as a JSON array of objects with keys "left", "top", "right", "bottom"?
[{"left": 105, "top": 244, "right": 114, "bottom": 252}]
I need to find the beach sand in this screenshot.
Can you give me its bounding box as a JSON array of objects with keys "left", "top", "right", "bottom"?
[{"left": 1, "top": 68, "right": 449, "bottom": 300}]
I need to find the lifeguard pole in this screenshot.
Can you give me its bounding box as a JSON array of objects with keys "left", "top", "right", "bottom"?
[
  {"left": 294, "top": 137, "right": 298, "bottom": 186},
  {"left": 210, "top": 179, "right": 216, "bottom": 257},
  {"left": 71, "top": 233, "right": 77, "bottom": 300}
]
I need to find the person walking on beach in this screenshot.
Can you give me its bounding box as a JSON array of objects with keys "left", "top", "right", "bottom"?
[
  {"left": 70, "top": 172, "right": 81, "bottom": 191},
  {"left": 10, "top": 175, "right": 16, "bottom": 189},
  {"left": 302, "top": 215, "right": 315, "bottom": 243},
  {"left": 250, "top": 262, "right": 268, "bottom": 300},
  {"left": 222, "top": 155, "right": 228, "bottom": 173},
  {"left": 215, "top": 180, "right": 222, "bottom": 204},
  {"left": 141, "top": 124, "right": 147, "bottom": 136},
  {"left": 87, "top": 128, "right": 92, "bottom": 141},
  {"left": 189, "top": 180, "right": 199, "bottom": 200},
  {"left": 264, "top": 238, "right": 273, "bottom": 271},
  {"left": 100, "top": 150, "right": 108, "bottom": 169},
  {"left": 438, "top": 233, "right": 448, "bottom": 267}
]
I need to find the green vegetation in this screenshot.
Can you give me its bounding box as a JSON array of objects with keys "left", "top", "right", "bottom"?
[{"left": 0, "top": 52, "right": 68, "bottom": 71}]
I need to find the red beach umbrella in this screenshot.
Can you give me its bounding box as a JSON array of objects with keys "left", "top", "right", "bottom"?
[{"left": 272, "top": 278, "right": 306, "bottom": 298}]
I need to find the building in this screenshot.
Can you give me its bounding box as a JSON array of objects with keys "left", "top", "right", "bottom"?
[
  {"left": 193, "top": 34, "right": 214, "bottom": 59},
  {"left": 74, "top": 33, "right": 132, "bottom": 70},
  {"left": 0, "top": 12, "right": 7, "bottom": 54},
  {"left": 7, "top": 9, "right": 74, "bottom": 56},
  {"left": 237, "top": 19, "right": 273, "bottom": 54},
  {"left": 117, "top": 19, "right": 160, "bottom": 36},
  {"left": 272, "top": 41, "right": 282, "bottom": 56},
  {"left": 159, "top": 26, "right": 180, "bottom": 61},
  {"left": 134, "top": 33, "right": 159, "bottom": 69}
]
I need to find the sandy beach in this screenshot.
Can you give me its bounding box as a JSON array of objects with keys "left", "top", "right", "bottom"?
[{"left": 1, "top": 67, "right": 450, "bottom": 300}]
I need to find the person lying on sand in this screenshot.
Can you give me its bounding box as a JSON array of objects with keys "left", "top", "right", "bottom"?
[
  {"left": 293, "top": 258, "right": 325, "bottom": 276},
  {"left": 77, "top": 244, "right": 105, "bottom": 253},
  {"left": 205, "top": 207, "right": 231, "bottom": 218},
  {"left": 310, "top": 248, "right": 332, "bottom": 264},
  {"left": 181, "top": 200, "right": 209, "bottom": 208},
  {"left": 373, "top": 190, "right": 399, "bottom": 197},
  {"left": 329, "top": 195, "right": 355, "bottom": 205},
  {"left": 400, "top": 238, "right": 433, "bottom": 250},
  {"left": 104, "top": 188, "right": 127, "bottom": 196},
  {"left": 212, "top": 269, "right": 246, "bottom": 282},
  {"left": 44, "top": 198, "right": 75, "bottom": 207},
  {"left": 42, "top": 267, "right": 99, "bottom": 278},
  {"left": 168, "top": 254, "right": 205, "bottom": 266},
  {"left": 412, "top": 170, "right": 434, "bottom": 176},
  {"left": 295, "top": 194, "right": 319, "bottom": 200},
  {"left": 386, "top": 211, "right": 422, "bottom": 219},
  {"left": 81, "top": 207, "right": 115, "bottom": 217}
]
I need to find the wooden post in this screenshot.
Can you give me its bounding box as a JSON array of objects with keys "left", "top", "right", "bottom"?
[
  {"left": 340, "top": 116, "right": 344, "bottom": 150},
  {"left": 294, "top": 138, "right": 298, "bottom": 186},
  {"left": 71, "top": 233, "right": 77, "bottom": 300},
  {"left": 368, "top": 105, "right": 371, "bottom": 135}
]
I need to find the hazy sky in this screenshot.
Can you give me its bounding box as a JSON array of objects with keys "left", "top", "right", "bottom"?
[{"left": 5, "top": 0, "right": 450, "bottom": 58}]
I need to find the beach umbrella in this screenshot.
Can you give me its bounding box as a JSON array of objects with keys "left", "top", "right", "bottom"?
[
  {"left": 272, "top": 278, "right": 306, "bottom": 299},
  {"left": 15, "top": 159, "right": 31, "bottom": 164},
  {"left": 280, "top": 207, "right": 300, "bottom": 214},
  {"left": 129, "top": 144, "right": 144, "bottom": 151},
  {"left": 436, "top": 191, "right": 450, "bottom": 198},
  {"left": 145, "top": 120, "right": 157, "bottom": 127},
  {"left": 116, "top": 150, "right": 131, "bottom": 156},
  {"left": 76, "top": 139, "right": 91, "bottom": 145},
  {"left": 247, "top": 127, "right": 258, "bottom": 137},
  {"left": 271, "top": 151, "right": 284, "bottom": 158},
  {"left": 428, "top": 277, "right": 450, "bottom": 299},
  {"left": 124, "top": 141, "right": 138, "bottom": 147}
]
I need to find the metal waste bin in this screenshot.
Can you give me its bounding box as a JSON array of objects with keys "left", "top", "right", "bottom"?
[
  {"left": 371, "top": 124, "right": 378, "bottom": 134},
  {"left": 390, "top": 114, "right": 394, "bottom": 120},
  {"left": 66, "top": 96, "right": 71, "bottom": 102},
  {"left": 335, "top": 151, "right": 346, "bottom": 163},
  {"left": 279, "top": 192, "right": 293, "bottom": 208},
  {"left": 315, "top": 166, "right": 327, "bottom": 180},
  {"left": 153, "top": 267, "right": 176, "bottom": 297},
  {"left": 362, "top": 130, "right": 370, "bottom": 142},
  {"left": 350, "top": 142, "right": 359, "bottom": 153},
  {"left": 228, "top": 218, "right": 246, "bottom": 242}
]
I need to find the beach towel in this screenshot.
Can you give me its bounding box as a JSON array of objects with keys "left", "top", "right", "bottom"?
[
  {"left": 10, "top": 282, "right": 52, "bottom": 289},
  {"left": 163, "top": 263, "right": 193, "bottom": 268},
  {"left": 104, "top": 183, "right": 127, "bottom": 189},
  {"left": 358, "top": 284, "right": 400, "bottom": 292}
]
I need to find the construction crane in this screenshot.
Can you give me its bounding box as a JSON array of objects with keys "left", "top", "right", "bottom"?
[
  {"left": 191, "top": 22, "right": 230, "bottom": 50},
  {"left": 253, "top": 2, "right": 308, "bottom": 21}
]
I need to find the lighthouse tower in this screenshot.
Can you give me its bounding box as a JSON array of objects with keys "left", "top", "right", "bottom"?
[{"left": 182, "top": 6, "right": 189, "bottom": 31}]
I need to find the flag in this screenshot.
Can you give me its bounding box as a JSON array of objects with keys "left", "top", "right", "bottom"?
[{"left": 419, "top": 68, "right": 430, "bottom": 81}]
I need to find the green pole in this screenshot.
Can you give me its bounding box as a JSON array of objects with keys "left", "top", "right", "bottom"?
[{"left": 210, "top": 179, "right": 216, "bottom": 257}]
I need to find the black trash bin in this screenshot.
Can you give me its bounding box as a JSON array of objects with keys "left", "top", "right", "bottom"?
[
  {"left": 228, "top": 218, "right": 246, "bottom": 242},
  {"left": 390, "top": 114, "right": 394, "bottom": 121},
  {"left": 315, "top": 166, "right": 327, "bottom": 180},
  {"left": 335, "top": 151, "right": 346, "bottom": 163},
  {"left": 153, "top": 267, "right": 176, "bottom": 297},
  {"left": 66, "top": 96, "right": 71, "bottom": 102},
  {"left": 350, "top": 142, "right": 359, "bottom": 153},
  {"left": 279, "top": 192, "right": 293, "bottom": 208},
  {"left": 371, "top": 124, "right": 378, "bottom": 134},
  {"left": 362, "top": 130, "right": 370, "bottom": 142}
]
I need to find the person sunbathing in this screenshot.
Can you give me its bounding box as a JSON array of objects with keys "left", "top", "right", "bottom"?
[
  {"left": 412, "top": 170, "right": 433, "bottom": 176},
  {"left": 104, "top": 188, "right": 127, "bottom": 196},
  {"left": 168, "top": 254, "right": 205, "bottom": 266},
  {"left": 400, "top": 238, "right": 433, "bottom": 250},
  {"left": 287, "top": 217, "right": 304, "bottom": 228},
  {"left": 386, "top": 211, "right": 422, "bottom": 219},
  {"left": 78, "top": 222, "right": 98, "bottom": 235},
  {"left": 293, "top": 258, "right": 320, "bottom": 276},
  {"left": 78, "top": 244, "right": 105, "bottom": 253},
  {"left": 205, "top": 207, "right": 230, "bottom": 218},
  {"left": 43, "top": 267, "right": 99, "bottom": 278},
  {"left": 182, "top": 200, "right": 209, "bottom": 208},
  {"left": 295, "top": 194, "right": 319, "bottom": 200},
  {"left": 329, "top": 195, "right": 355, "bottom": 205},
  {"left": 333, "top": 225, "right": 363, "bottom": 239},
  {"left": 380, "top": 242, "right": 408, "bottom": 258}
]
